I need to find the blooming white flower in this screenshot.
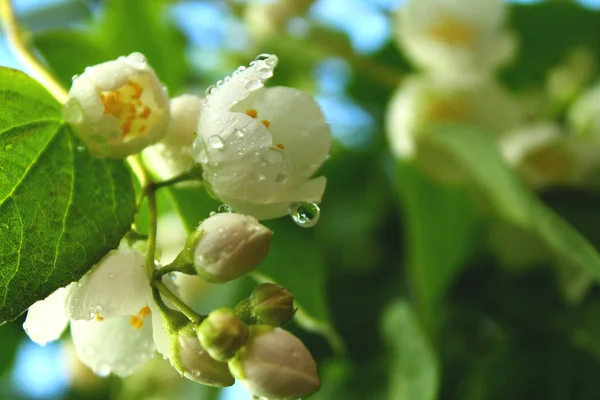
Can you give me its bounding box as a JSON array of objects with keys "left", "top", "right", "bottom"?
[
  {"left": 63, "top": 52, "right": 170, "bottom": 158},
  {"left": 143, "top": 94, "right": 203, "bottom": 180},
  {"left": 192, "top": 54, "right": 331, "bottom": 220},
  {"left": 395, "top": 0, "right": 515, "bottom": 85},
  {"left": 386, "top": 75, "right": 521, "bottom": 159},
  {"left": 23, "top": 250, "right": 170, "bottom": 377}
]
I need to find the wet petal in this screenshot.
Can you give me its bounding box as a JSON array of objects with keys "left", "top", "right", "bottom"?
[{"left": 23, "top": 285, "right": 73, "bottom": 346}]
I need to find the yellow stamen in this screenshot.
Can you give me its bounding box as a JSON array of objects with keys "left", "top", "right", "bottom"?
[
  {"left": 261, "top": 119, "right": 271, "bottom": 128},
  {"left": 428, "top": 15, "right": 475, "bottom": 47},
  {"left": 246, "top": 109, "right": 258, "bottom": 118},
  {"left": 128, "top": 305, "right": 152, "bottom": 329},
  {"left": 275, "top": 143, "right": 285, "bottom": 150},
  {"left": 95, "top": 313, "right": 104, "bottom": 321}
]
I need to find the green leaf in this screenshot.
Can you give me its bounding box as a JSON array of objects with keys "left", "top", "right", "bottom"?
[
  {"left": 98, "top": 0, "right": 188, "bottom": 94},
  {"left": 0, "top": 68, "right": 135, "bottom": 323},
  {"left": 382, "top": 301, "right": 439, "bottom": 400},
  {"left": 430, "top": 124, "right": 600, "bottom": 281},
  {"left": 394, "top": 162, "right": 481, "bottom": 325},
  {"left": 166, "top": 187, "right": 342, "bottom": 353}
]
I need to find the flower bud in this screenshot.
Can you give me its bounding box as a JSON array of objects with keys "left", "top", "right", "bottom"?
[
  {"left": 143, "top": 94, "right": 203, "bottom": 180},
  {"left": 197, "top": 308, "right": 248, "bottom": 362},
  {"left": 64, "top": 52, "right": 170, "bottom": 158},
  {"left": 169, "top": 324, "right": 234, "bottom": 387},
  {"left": 184, "top": 213, "right": 272, "bottom": 283},
  {"left": 250, "top": 283, "right": 295, "bottom": 326},
  {"left": 229, "top": 326, "right": 320, "bottom": 400}
]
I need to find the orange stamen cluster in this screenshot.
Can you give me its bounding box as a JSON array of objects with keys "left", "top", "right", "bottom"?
[
  {"left": 129, "top": 305, "right": 152, "bottom": 329},
  {"left": 246, "top": 109, "right": 272, "bottom": 129},
  {"left": 100, "top": 79, "right": 153, "bottom": 138},
  {"left": 428, "top": 15, "right": 475, "bottom": 47},
  {"left": 95, "top": 313, "right": 104, "bottom": 322}
]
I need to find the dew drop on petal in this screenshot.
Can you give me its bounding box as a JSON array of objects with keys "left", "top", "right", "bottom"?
[
  {"left": 256, "top": 67, "right": 273, "bottom": 80},
  {"left": 289, "top": 202, "right": 321, "bottom": 228},
  {"left": 234, "top": 129, "right": 245, "bottom": 138},
  {"left": 71, "top": 74, "right": 79, "bottom": 82},
  {"left": 264, "top": 146, "right": 286, "bottom": 164},
  {"left": 207, "top": 135, "right": 224, "bottom": 149},
  {"left": 205, "top": 85, "right": 217, "bottom": 96},
  {"left": 128, "top": 52, "right": 147, "bottom": 64},
  {"left": 234, "top": 66, "right": 246, "bottom": 75},
  {"left": 217, "top": 204, "right": 233, "bottom": 213},
  {"left": 216, "top": 79, "right": 224, "bottom": 87},
  {"left": 254, "top": 53, "right": 273, "bottom": 61}
]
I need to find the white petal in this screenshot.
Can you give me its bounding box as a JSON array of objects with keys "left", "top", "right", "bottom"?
[
  {"left": 67, "top": 250, "right": 151, "bottom": 320},
  {"left": 143, "top": 94, "right": 203, "bottom": 180},
  {"left": 149, "top": 300, "right": 171, "bottom": 359},
  {"left": 70, "top": 315, "right": 155, "bottom": 377},
  {"left": 23, "top": 285, "right": 73, "bottom": 346},
  {"left": 230, "top": 86, "right": 331, "bottom": 182}
]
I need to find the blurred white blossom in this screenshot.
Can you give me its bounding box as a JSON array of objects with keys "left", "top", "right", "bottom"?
[{"left": 395, "top": 0, "right": 515, "bottom": 85}]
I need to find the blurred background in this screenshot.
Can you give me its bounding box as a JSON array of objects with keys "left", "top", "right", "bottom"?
[{"left": 4, "top": 0, "right": 600, "bottom": 399}]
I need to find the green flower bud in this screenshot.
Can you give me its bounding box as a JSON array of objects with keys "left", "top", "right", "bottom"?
[
  {"left": 197, "top": 308, "right": 249, "bottom": 362},
  {"left": 229, "top": 326, "right": 320, "bottom": 400},
  {"left": 182, "top": 213, "right": 272, "bottom": 283},
  {"left": 169, "top": 324, "right": 234, "bottom": 387},
  {"left": 251, "top": 283, "right": 295, "bottom": 326}
]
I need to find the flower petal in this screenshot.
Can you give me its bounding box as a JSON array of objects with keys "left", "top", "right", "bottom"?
[
  {"left": 67, "top": 250, "right": 151, "bottom": 320},
  {"left": 23, "top": 285, "right": 73, "bottom": 346},
  {"left": 230, "top": 86, "right": 331, "bottom": 182},
  {"left": 149, "top": 300, "right": 171, "bottom": 359},
  {"left": 70, "top": 315, "right": 155, "bottom": 377}
]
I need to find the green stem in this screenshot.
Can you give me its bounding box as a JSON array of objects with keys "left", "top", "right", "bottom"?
[
  {"left": 151, "top": 172, "right": 198, "bottom": 191},
  {"left": 0, "top": 0, "right": 69, "bottom": 103},
  {"left": 154, "top": 280, "right": 205, "bottom": 324}
]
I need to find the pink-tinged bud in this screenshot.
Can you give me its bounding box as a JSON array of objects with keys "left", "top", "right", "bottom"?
[
  {"left": 229, "top": 326, "right": 320, "bottom": 399},
  {"left": 185, "top": 213, "right": 272, "bottom": 283}
]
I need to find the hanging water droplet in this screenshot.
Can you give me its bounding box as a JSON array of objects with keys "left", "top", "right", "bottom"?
[
  {"left": 234, "top": 129, "right": 245, "bottom": 138},
  {"left": 217, "top": 204, "right": 233, "bottom": 213},
  {"left": 71, "top": 74, "right": 79, "bottom": 82},
  {"left": 289, "top": 202, "right": 320, "bottom": 228},
  {"left": 205, "top": 85, "right": 217, "bottom": 96},
  {"left": 245, "top": 79, "right": 262, "bottom": 91},
  {"left": 207, "top": 135, "right": 224, "bottom": 149},
  {"left": 93, "top": 364, "right": 111, "bottom": 377},
  {"left": 168, "top": 272, "right": 177, "bottom": 281}
]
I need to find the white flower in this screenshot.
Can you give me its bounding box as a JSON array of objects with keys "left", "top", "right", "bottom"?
[
  {"left": 63, "top": 52, "right": 170, "bottom": 158},
  {"left": 499, "top": 123, "right": 579, "bottom": 188},
  {"left": 23, "top": 250, "right": 170, "bottom": 377},
  {"left": 143, "top": 94, "right": 203, "bottom": 180},
  {"left": 192, "top": 54, "right": 331, "bottom": 220},
  {"left": 386, "top": 75, "right": 521, "bottom": 159},
  {"left": 395, "top": 0, "right": 515, "bottom": 85}
]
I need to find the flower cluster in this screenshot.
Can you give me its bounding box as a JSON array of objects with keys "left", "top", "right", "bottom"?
[{"left": 24, "top": 52, "right": 329, "bottom": 400}]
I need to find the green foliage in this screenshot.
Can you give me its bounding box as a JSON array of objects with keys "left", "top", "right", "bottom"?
[
  {"left": 382, "top": 301, "right": 439, "bottom": 400},
  {"left": 0, "top": 68, "right": 135, "bottom": 323}
]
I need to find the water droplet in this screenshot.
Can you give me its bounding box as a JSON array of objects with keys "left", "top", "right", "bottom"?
[
  {"left": 207, "top": 135, "right": 224, "bottom": 149},
  {"left": 62, "top": 98, "right": 84, "bottom": 124},
  {"left": 217, "top": 204, "right": 233, "bottom": 213},
  {"left": 234, "top": 129, "right": 245, "bottom": 138},
  {"left": 234, "top": 66, "right": 246, "bottom": 75},
  {"left": 77, "top": 146, "right": 85, "bottom": 152},
  {"left": 289, "top": 202, "right": 320, "bottom": 228},
  {"left": 254, "top": 53, "right": 273, "bottom": 61},
  {"left": 256, "top": 67, "right": 273, "bottom": 80},
  {"left": 168, "top": 272, "right": 177, "bottom": 281},
  {"left": 245, "top": 79, "right": 262, "bottom": 91},
  {"left": 128, "top": 52, "right": 146, "bottom": 64},
  {"left": 224, "top": 76, "right": 231, "bottom": 82},
  {"left": 71, "top": 74, "right": 79, "bottom": 82},
  {"left": 93, "top": 364, "right": 111, "bottom": 377},
  {"left": 209, "top": 211, "right": 216, "bottom": 217},
  {"left": 205, "top": 85, "right": 217, "bottom": 96},
  {"left": 216, "top": 79, "right": 224, "bottom": 87},
  {"left": 264, "top": 146, "right": 286, "bottom": 164}
]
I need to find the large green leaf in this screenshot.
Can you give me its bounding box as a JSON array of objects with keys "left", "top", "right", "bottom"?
[
  {"left": 167, "top": 186, "right": 342, "bottom": 352},
  {"left": 394, "top": 162, "right": 481, "bottom": 326},
  {"left": 382, "top": 301, "right": 439, "bottom": 400},
  {"left": 431, "top": 124, "right": 600, "bottom": 281},
  {"left": 0, "top": 68, "right": 135, "bottom": 323}
]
